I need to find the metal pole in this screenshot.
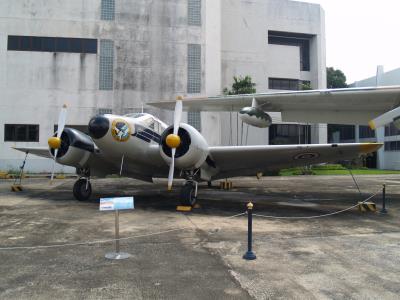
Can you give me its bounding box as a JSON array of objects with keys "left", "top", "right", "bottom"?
[
  {"left": 380, "top": 184, "right": 387, "bottom": 214},
  {"left": 115, "top": 210, "right": 120, "bottom": 253},
  {"left": 243, "top": 202, "right": 256, "bottom": 260}
]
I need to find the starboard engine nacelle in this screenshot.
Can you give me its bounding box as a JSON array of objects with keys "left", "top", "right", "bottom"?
[
  {"left": 239, "top": 107, "right": 272, "bottom": 128},
  {"left": 50, "top": 128, "right": 94, "bottom": 168},
  {"left": 160, "top": 123, "right": 209, "bottom": 170}
]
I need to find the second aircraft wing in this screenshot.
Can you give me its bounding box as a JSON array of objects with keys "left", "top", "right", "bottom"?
[{"left": 149, "top": 86, "right": 400, "bottom": 125}]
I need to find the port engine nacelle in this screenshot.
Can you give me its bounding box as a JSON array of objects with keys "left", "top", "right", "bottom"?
[
  {"left": 50, "top": 128, "right": 94, "bottom": 168},
  {"left": 239, "top": 107, "right": 272, "bottom": 128},
  {"left": 160, "top": 123, "right": 209, "bottom": 170}
]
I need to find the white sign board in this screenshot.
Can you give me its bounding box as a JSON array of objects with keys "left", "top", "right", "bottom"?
[{"left": 100, "top": 197, "right": 134, "bottom": 211}]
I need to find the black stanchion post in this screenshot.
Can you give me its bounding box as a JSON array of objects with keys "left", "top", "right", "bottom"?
[
  {"left": 243, "top": 202, "right": 256, "bottom": 260},
  {"left": 380, "top": 184, "right": 387, "bottom": 214},
  {"left": 115, "top": 209, "right": 120, "bottom": 253}
]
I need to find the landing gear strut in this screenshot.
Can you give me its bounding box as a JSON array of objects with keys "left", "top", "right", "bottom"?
[
  {"left": 73, "top": 168, "right": 92, "bottom": 201},
  {"left": 180, "top": 180, "right": 198, "bottom": 206}
]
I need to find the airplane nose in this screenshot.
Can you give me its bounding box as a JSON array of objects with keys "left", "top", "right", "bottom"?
[{"left": 88, "top": 115, "right": 109, "bottom": 139}]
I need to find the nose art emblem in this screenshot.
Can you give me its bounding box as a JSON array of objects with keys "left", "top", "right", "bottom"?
[{"left": 111, "top": 119, "right": 131, "bottom": 142}]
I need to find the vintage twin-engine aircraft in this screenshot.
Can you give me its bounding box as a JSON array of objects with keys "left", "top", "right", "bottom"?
[{"left": 14, "top": 86, "right": 400, "bottom": 206}]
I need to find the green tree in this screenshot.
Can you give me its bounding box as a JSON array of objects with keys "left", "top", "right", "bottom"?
[
  {"left": 327, "top": 67, "right": 348, "bottom": 88},
  {"left": 301, "top": 82, "right": 312, "bottom": 90},
  {"left": 223, "top": 75, "right": 256, "bottom": 95}
]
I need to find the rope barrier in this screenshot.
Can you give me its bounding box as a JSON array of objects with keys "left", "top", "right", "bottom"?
[
  {"left": 0, "top": 211, "right": 246, "bottom": 251},
  {"left": 0, "top": 228, "right": 189, "bottom": 251},
  {"left": 252, "top": 192, "right": 379, "bottom": 220}
]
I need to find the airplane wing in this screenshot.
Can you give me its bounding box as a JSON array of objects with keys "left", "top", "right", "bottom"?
[
  {"left": 149, "top": 86, "right": 400, "bottom": 125},
  {"left": 208, "top": 143, "right": 381, "bottom": 179},
  {"left": 12, "top": 147, "right": 52, "bottom": 159}
]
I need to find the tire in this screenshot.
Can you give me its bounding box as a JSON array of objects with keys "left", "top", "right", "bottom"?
[
  {"left": 207, "top": 181, "right": 212, "bottom": 188},
  {"left": 73, "top": 178, "right": 92, "bottom": 201},
  {"left": 180, "top": 182, "right": 196, "bottom": 206}
]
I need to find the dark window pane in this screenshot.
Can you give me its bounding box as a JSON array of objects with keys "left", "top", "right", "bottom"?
[
  {"left": 20, "top": 36, "right": 31, "bottom": 51},
  {"left": 359, "top": 125, "right": 375, "bottom": 138},
  {"left": 70, "top": 38, "right": 82, "bottom": 53},
  {"left": 56, "top": 38, "right": 69, "bottom": 52},
  {"left": 328, "top": 124, "right": 355, "bottom": 143},
  {"left": 269, "top": 78, "right": 300, "bottom": 91},
  {"left": 31, "top": 37, "right": 42, "bottom": 51},
  {"left": 83, "top": 39, "right": 97, "bottom": 53},
  {"left": 28, "top": 125, "right": 39, "bottom": 141},
  {"left": 7, "top": 35, "right": 97, "bottom": 54},
  {"left": 7, "top": 36, "right": 19, "bottom": 50},
  {"left": 42, "top": 37, "right": 55, "bottom": 52},
  {"left": 5, "top": 125, "right": 14, "bottom": 141},
  {"left": 16, "top": 126, "right": 27, "bottom": 141},
  {"left": 4, "top": 124, "right": 39, "bottom": 142},
  {"left": 269, "top": 124, "right": 310, "bottom": 145}
]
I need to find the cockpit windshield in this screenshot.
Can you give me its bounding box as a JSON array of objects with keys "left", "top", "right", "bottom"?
[{"left": 124, "top": 113, "right": 148, "bottom": 118}]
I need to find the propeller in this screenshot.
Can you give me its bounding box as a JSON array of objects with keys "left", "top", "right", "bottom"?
[
  {"left": 48, "top": 104, "right": 67, "bottom": 182},
  {"left": 166, "top": 99, "right": 183, "bottom": 190}
]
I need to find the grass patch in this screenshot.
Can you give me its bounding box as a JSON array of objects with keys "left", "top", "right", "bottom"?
[{"left": 280, "top": 164, "right": 400, "bottom": 176}]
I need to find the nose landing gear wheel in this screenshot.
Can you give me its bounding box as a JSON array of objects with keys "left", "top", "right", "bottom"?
[
  {"left": 180, "top": 182, "right": 197, "bottom": 206},
  {"left": 73, "top": 178, "right": 92, "bottom": 201}
]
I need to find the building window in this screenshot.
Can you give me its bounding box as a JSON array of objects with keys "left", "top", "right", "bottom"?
[
  {"left": 187, "top": 44, "right": 201, "bottom": 93},
  {"left": 269, "top": 124, "right": 311, "bottom": 145},
  {"left": 269, "top": 78, "right": 308, "bottom": 90},
  {"left": 385, "top": 122, "right": 400, "bottom": 137},
  {"left": 359, "top": 125, "right": 375, "bottom": 139},
  {"left": 99, "top": 40, "right": 114, "bottom": 90},
  {"left": 328, "top": 124, "right": 355, "bottom": 143},
  {"left": 7, "top": 36, "right": 97, "bottom": 54},
  {"left": 101, "top": 0, "right": 115, "bottom": 21},
  {"left": 268, "top": 31, "right": 312, "bottom": 71},
  {"left": 98, "top": 108, "right": 113, "bottom": 115},
  {"left": 188, "top": 0, "right": 201, "bottom": 26},
  {"left": 384, "top": 141, "right": 400, "bottom": 152},
  {"left": 4, "top": 124, "right": 39, "bottom": 142},
  {"left": 188, "top": 111, "right": 201, "bottom": 132}
]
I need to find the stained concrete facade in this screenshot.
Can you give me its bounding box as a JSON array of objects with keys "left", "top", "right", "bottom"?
[
  {"left": 0, "top": 0, "right": 326, "bottom": 172},
  {"left": 218, "top": 0, "right": 326, "bottom": 146}
]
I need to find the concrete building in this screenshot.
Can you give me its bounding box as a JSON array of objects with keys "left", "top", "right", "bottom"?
[
  {"left": 0, "top": 0, "right": 326, "bottom": 172},
  {"left": 349, "top": 66, "right": 400, "bottom": 169}
]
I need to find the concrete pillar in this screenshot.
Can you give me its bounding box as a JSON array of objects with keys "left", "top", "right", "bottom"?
[
  {"left": 355, "top": 125, "right": 359, "bottom": 143},
  {"left": 376, "top": 65, "right": 384, "bottom": 86},
  {"left": 311, "top": 123, "right": 327, "bottom": 144},
  {"left": 376, "top": 127, "right": 385, "bottom": 169}
]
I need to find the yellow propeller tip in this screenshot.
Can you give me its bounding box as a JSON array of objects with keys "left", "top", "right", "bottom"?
[
  {"left": 168, "top": 186, "right": 172, "bottom": 191},
  {"left": 368, "top": 120, "right": 376, "bottom": 130},
  {"left": 176, "top": 96, "right": 184, "bottom": 100}
]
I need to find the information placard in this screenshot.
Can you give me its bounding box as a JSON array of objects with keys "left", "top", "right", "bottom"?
[{"left": 100, "top": 197, "right": 134, "bottom": 211}]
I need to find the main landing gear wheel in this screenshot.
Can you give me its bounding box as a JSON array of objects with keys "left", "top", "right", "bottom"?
[
  {"left": 73, "top": 178, "right": 92, "bottom": 201},
  {"left": 180, "top": 182, "right": 197, "bottom": 206}
]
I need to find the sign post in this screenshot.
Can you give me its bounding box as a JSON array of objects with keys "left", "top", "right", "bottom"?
[{"left": 100, "top": 197, "right": 134, "bottom": 260}]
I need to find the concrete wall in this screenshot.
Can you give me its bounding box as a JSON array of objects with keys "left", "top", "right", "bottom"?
[
  {"left": 0, "top": 0, "right": 326, "bottom": 172},
  {"left": 219, "top": 0, "right": 326, "bottom": 146},
  {"left": 0, "top": 0, "right": 100, "bottom": 172},
  {"left": 0, "top": 0, "right": 204, "bottom": 172}
]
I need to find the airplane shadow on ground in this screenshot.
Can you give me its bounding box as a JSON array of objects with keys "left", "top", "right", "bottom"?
[{"left": 20, "top": 180, "right": 399, "bottom": 220}]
